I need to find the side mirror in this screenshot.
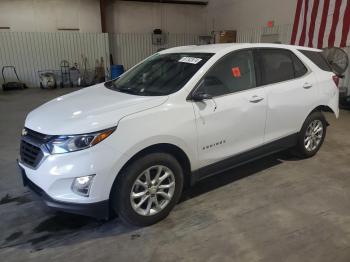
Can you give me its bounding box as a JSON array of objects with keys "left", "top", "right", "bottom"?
[{"left": 191, "top": 92, "right": 213, "bottom": 101}]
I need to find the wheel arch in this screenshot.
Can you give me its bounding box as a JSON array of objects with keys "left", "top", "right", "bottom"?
[
  {"left": 109, "top": 143, "right": 192, "bottom": 200},
  {"left": 308, "top": 105, "right": 335, "bottom": 125},
  {"left": 310, "top": 105, "right": 335, "bottom": 115},
  {"left": 298, "top": 105, "right": 333, "bottom": 133}
]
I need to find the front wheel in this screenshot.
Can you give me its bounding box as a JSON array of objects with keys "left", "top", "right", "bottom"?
[
  {"left": 112, "top": 153, "right": 184, "bottom": 226},
  {"left": 294, "top": 111, "right": 327, "bottom": 158}
]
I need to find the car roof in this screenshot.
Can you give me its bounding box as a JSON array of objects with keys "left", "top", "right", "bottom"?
[{"left": 160, "top": 43, "right": 322, "bottom": 55}]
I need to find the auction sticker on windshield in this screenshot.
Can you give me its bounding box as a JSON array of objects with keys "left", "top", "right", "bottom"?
[{"left": 178, "top": 57, "right": 203, "bottom": 64}]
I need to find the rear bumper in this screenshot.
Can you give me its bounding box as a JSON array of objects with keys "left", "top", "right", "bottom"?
[{"left": 18, "top": 162, "right": 109, "bottom": 220}]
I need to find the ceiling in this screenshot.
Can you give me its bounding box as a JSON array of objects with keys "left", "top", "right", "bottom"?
[{"left": 121, "top": 0, "right": 209, "bottom": 5}]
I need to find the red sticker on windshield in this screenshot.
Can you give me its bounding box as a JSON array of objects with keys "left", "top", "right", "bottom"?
[{"left": 232, "top": 67, "right": 241, "bottom": 78}]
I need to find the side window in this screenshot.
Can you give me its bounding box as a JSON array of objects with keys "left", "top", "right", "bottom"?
[
  {"left": 197, "top": 50, "right": 256, "bottom": 97},
  {"left": 257, "top": 49, "right": 295, "bottom": 85},
  {"left": 291, "top": 53, "right": 308, "bottom": 77}
]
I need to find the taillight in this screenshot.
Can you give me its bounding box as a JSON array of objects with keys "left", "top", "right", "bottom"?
[{"left": 332, "top": 75, "right": 339, "bottom": 88}]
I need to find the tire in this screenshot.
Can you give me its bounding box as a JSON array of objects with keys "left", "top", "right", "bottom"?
[
  {"left": 111, "top": 153, "right": 184, "bottom": 226},
  {"left": 294, "top": 111, "right": 327, "bottom": 158}
]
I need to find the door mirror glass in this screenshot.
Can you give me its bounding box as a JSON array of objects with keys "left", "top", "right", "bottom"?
[
  {"left": 195, "top": 76, "right": 228, "bottom": 98},
  {"left": 191, "top": 91, "right": 213, "bottom": 101},
  {"left": 202, "top": 76, "right": 224, "bottom": 87}
]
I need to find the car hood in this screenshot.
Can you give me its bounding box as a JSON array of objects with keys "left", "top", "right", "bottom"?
[{"left": 25, "top": 84, "right": 168, "bottom": 135}]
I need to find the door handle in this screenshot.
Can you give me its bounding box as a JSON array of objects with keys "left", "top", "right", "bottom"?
[
  {"left": 249, "top": 95, "right": 264, "bottom": 103},
  {"left": 303, "top": 82, "right": 313, "bottom": 89}
]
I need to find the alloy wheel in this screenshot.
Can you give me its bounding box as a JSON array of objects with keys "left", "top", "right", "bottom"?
[
  {"left": 130, "top": 165, "right": 176, "bottom": 216},
  {"left": 304, "top": 119, "right": 323, "bottom": 152}
]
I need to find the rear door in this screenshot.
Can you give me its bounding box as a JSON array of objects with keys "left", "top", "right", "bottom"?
[{"left": 255, "top": 48, "right": 318, "bottom": 143}]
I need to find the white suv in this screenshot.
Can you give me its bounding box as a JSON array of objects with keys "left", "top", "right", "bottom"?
[{"left": 18, "top": 44, "right": 339, "bottom": 226}]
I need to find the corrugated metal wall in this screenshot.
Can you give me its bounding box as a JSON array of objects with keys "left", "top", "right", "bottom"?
[
  {"left": 0, "top": 32, "right": 200, "bottom": 87},
  {"left": 0, "top": 32, "right": 109, "bottom": 87},
  {"left": 109, "top": 33, "right": 200, "bottom": 70},
  {"left": 1, "top": 30, "right": 348, "bottom": 91},
  {"left": 237, "top": 24, "right": 292, "bottom": 44}
]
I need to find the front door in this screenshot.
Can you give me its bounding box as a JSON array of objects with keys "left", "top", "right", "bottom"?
[{"left": 191, "top": 50, "right": 267, "bottom": 168}]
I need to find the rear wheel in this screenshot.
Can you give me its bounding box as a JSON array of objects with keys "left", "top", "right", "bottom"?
[
  {"left": 112, "top": 153, "right": 184, "bottom": 226},
  {"left": 294, "top": 111, "right": 327, "bottom": 158}
]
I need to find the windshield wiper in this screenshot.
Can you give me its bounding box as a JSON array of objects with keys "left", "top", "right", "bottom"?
[
  {"left": 117, "top": 87, "right": 138, "bottom": 95},
  {"left": 139, "top": 90, "right": 164, "bottom": 96},
  {"left": 105, "top": 81, "right": 165, "bottom": 96},
  {"left": 104, "top": 81, "right": 117, "bottom": 89},
  {"left": 114, "top": 85, "right": 141, "bottom": 95},
  {"left": 105, "top": 81, "right": 139, "bottom": 95}
]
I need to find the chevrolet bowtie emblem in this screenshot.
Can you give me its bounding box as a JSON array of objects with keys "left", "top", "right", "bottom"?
[{"left": 22, "top": 128, "right": 28, "bottom": 136}]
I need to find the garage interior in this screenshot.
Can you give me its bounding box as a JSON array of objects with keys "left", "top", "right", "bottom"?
[{"left": 1, "top": 0, "right": 350, "bottom": 261}]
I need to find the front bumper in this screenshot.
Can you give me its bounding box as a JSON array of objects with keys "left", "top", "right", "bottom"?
[
  {"left": 18, "top": 130, "right": 127, "bottom": 204},
  {"left": 18, "top": 162, "right": 109, "bottom": 219}
]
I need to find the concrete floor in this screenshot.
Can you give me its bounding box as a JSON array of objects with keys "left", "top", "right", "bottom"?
[{"left": 1, "top": 88, "right": 350, "bottom": 262}]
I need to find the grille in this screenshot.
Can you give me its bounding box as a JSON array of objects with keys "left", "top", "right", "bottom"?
[
  {"left": 20, "top": 140, "right": 44, "bottom": 168},
  {"left": 20, "top": 128, "right": 52, "bottom": 168}
]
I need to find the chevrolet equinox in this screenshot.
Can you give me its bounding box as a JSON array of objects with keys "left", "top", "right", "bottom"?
[{"left": 18, "top": 44, "right": 339, "bottom": 226}]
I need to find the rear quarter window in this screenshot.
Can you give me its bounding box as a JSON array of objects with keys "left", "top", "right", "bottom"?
[
  {"left": 291, "top": 53, "right": 308, "bottom": 77},
  {"left": 298, "top": 50, "right": 332, "bottom": 72}
]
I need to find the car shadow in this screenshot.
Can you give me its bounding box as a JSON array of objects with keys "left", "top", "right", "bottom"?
[
  {"left": 0, "top": 150, "right": 299, "bottom": 253},
  {"left": 181, "top": 151, "right": 291, "bottom": 201},
  {"left": 0, "top": 210, "right": 137, "bottom": 252}
]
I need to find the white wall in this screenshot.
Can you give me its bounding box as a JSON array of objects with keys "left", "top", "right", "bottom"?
[
  {"left": 0, "top": 0, "right": 101, "bottom": 32},
  {"left": 0, "top": 0, "right": 296, "bottom": 34},
  {"left": 106, "top": 0, "right": 207, "bottom": 34},
  {"left": 206, "top": 0, "right": 296, "bottom": 32}
]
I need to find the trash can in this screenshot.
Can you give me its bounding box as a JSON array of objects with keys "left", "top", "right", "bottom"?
[{"left": 111, "top": 65, "right": 124, "bottom": 79}]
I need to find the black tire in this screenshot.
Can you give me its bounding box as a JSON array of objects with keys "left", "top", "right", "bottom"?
[
  {"left": 294, "top": 111, "right": 327, "bottom": 158},
  {"left": 111, "top": 153, "right": 184, "bottom": 226}
]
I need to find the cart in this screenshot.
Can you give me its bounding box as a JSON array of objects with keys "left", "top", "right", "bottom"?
[
  {"left": 2, "top": 66, "right": 27, "bottom": 91},
  {"left": 38, "top": 70, "right": 57, "bottom": 89}
]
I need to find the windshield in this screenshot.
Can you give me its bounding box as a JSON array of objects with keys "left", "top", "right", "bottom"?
[{"left": 105, "top": 53, "right": 213, "bottom": 96}]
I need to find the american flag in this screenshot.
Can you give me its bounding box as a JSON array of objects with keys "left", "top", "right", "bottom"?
[{"left": 291, "top": 0, "right": 350, "bottom": 48}]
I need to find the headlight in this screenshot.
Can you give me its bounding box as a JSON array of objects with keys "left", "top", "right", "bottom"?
[{"left": 46, "top": 127, "right": 115, "bottom": 154}]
